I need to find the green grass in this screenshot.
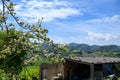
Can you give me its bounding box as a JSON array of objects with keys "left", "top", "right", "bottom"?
[
  {"left": 19, "top": 66, "right": 39, "bottom": 80},
  {"left": 0, "top": 66, "right": 39, "bottom": 80}
]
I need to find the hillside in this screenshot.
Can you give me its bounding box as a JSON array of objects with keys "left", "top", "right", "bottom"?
[
  {"left": 35, "top": 43, "right": 120, "bottom": 57},
  {"left": 68, "top": 43, "right": 120, "bottom": 52},
  {"left": 67, "top": 43, "right": 120, "bottom": 57}
]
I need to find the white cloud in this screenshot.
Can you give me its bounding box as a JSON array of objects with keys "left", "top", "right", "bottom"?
[
  {"left": 21, "top": 0, "right": 27, "bottom": 3},
  {"left": 0, "top": 5, "right": 2, "bottom": 11},
  {"left": 14, "top": 0, "right": 80, "bottom": 22},
  {"left": 88, "top": 15, "right": 120, "bottom": 23},
  {"left": 49, "top": 34, "right": 87, "bottom": 44},
  {"left": 87, "top": 32, "right": 119, "bottom": 41},
  {"left": 49, "top": 36, "right": 67, "bottom": 44}
]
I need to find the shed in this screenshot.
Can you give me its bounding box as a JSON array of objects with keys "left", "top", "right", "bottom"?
[{"left": 64, "top": 57, "right": 120, "bottom": 80}]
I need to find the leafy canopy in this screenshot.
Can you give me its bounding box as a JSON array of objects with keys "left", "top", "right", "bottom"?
[{"left": 0, "top": 0, "right": 50, "bottom": 75}]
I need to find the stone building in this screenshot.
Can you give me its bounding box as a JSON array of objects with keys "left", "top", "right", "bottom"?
[
  {"left": 40, "top": 57, "right": 120, "bottom": 80},
  {"left": 64, "top": 57, "right": 120, "bottom": 80}
]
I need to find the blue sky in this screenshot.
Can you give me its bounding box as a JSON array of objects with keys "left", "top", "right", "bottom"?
[{"left": 1, "top": 0, "right": 120, "bottom": 45}]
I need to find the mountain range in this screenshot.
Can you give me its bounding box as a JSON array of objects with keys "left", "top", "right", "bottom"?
[{"left": 68, "top": 43, "right": 120, "bottom": 52}]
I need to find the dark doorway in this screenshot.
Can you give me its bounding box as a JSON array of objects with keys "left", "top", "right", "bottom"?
[
  {"left": 67, "top": 70, "right": 70, "bottom": 80},
  {"left": 74, "top": 63, "right": 90, "bottom": 80}
]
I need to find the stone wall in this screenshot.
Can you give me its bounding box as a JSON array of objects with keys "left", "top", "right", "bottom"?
[{"left": 40, "top": 63, "right": 64, "bottom": 80}]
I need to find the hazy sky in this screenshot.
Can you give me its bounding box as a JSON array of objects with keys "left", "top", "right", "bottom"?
[{"left": 2, "top": 0, "right": 120, "bottom": 45}]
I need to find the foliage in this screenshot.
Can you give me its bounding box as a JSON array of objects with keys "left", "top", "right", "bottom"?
[
  {"left": 38, "top": 44, "right": 69, "bottom": 64},
  {"left": 0, "top": 0, "right": 70, "bottom": 79},
  {"left": 0, "top": 0, "right": 50, "bottom": 79},
  {"left": 19, "top": 66, "right": 39, "bottom": 80}
]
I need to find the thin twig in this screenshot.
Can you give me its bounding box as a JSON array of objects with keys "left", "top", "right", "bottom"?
[{"left": 1, "top": 0, "right": 8, "bottom": 32}]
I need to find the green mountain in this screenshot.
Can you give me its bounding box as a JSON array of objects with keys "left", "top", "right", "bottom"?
[{"left": 68, "top": 43, "right": 120, "bottom": 52}]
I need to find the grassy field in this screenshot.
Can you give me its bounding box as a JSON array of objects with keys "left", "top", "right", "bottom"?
[
  {"left": 19, "top": 66, "right": 39, "bottom": 80},
  {"left": 0, "top": 66, "right": 39, "bottom": 80}
]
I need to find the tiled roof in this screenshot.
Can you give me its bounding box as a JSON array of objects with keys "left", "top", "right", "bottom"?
[{"left": 64, "top": 57, "right": 120, "bottom": 64}]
